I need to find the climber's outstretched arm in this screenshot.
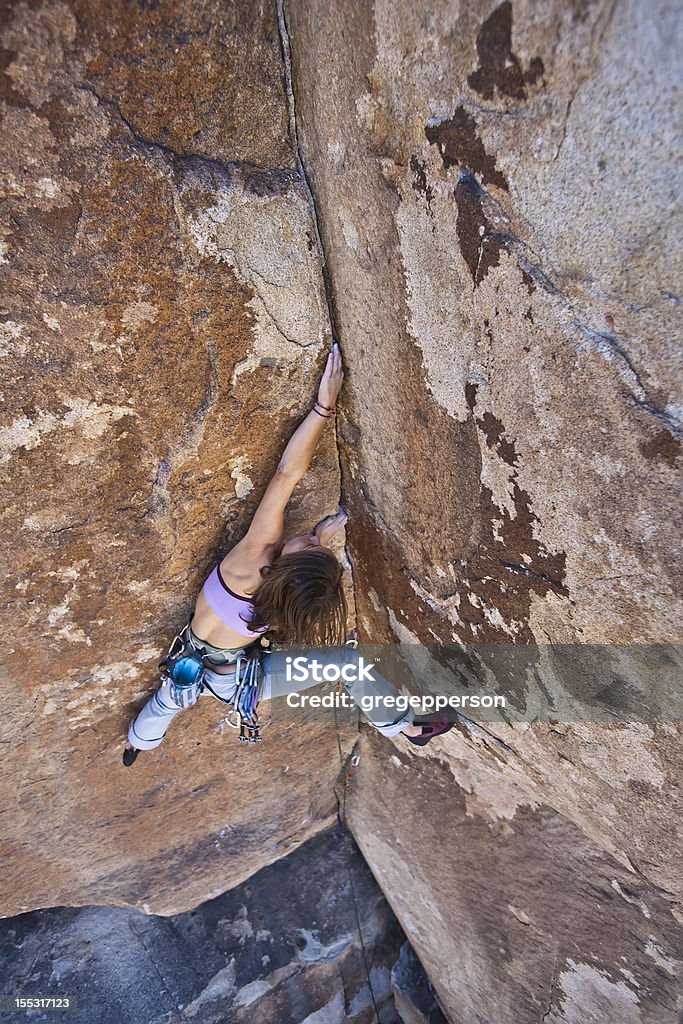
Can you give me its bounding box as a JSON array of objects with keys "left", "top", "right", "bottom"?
[{"left": 243, "top": 343, "right": 343, "bottom": 548}]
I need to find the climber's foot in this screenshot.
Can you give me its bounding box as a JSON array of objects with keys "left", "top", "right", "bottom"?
[
  {"left": 403, "top": 719, "right": 453, "bottom": 746},
  {"left": 123, "top": 742, "right": 139, "bottom": 767}
]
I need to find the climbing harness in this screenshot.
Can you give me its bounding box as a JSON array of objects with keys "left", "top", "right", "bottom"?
[{"left": 159, "top": 626, "right": 269, "bottom": 742}]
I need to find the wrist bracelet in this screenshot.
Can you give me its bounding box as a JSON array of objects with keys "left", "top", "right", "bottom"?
[
  {"left": 312, "top": 407, "right": 333, "bottom": 419},
  {"left": 315, "top": 401, "right": 335, "bottom": 413}
]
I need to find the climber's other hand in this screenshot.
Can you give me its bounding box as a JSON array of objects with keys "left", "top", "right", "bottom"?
[
  {"left": 317, "top": 341, "right": 343, "bottom": 410},
  {"left": 313, "top": 506, "right": 348, "bottom": 546}
]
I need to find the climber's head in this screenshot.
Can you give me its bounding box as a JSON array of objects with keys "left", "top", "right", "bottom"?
[{"left": 249, "top": 536, "right": 347, "bottom": 644}]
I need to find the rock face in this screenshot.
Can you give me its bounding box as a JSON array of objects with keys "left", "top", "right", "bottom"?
[
  {"left": 284, "top": 0, "right": 681, "bottom": 645},
  {"left": 282, "top": 0, "right": 682, "bottom": 1020},
  {"left": 0, "top": 829, "right": 410, "bottom": 1024},
  {"left": 1, "top": 1, "right": 681, "bottom": 1022},
  {"left": 347, "top": 728, "right": 682, "bottom": 1024},
  {"left": 0, "top": 0, "right": 357, "bottom": 915}
]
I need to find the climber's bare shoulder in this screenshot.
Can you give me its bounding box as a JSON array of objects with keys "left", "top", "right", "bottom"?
[
  {"left": 190, "top": 535, "right": 275, "bottom": 647},
  {"left": 219, "top": 535, "right": 278, "bottom": 596}
]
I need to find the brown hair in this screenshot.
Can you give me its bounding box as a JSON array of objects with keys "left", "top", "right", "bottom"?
[{"left": 247, "top": 549, "right": 348, "bottom": 645}]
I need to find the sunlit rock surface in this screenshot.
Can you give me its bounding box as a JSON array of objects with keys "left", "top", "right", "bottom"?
[
  {"left": 0, "top": 0, "right": 355, "bottom": 915},
  {"left": 284, "top": 0, "right": 682, "bottom": 1019}
]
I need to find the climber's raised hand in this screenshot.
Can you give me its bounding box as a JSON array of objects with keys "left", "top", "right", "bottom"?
[
  {"left": 240, "top": 345, "right": 343, "bottom": 547},
  {"left": 317, "top": 341, "right": 343, "bottom": 410}
]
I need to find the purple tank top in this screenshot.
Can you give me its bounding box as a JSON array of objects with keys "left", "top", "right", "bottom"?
[{"left": 201, "top": 564, "right": 269, "bottom": 638}]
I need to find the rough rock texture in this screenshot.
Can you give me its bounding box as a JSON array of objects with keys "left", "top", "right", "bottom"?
[
  {"left": 0, "top": 829, "right": 409, "bottom": 1024},
  {"left": 2, "top": 0, "right": 682, "bottom": 1022},
  {"left": 347, "top": 729, "right": 682, "bottom": 1024},
  {"left": 285, "top": 0, "right": 681, "bottom": 643},
  {"left": 0, "top": 0, "right": 357, "bottom": 915},
  {"left": 283, "top": 0, "right": 682, "bottom": 1020}
]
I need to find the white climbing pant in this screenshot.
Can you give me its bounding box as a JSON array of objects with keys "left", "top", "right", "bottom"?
[{"left": 128, "top": 649, "right": 414, "bottom": 751}]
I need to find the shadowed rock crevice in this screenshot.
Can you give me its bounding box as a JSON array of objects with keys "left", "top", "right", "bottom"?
[
  {"left": 0, "top": 830, "right": 438, "bottom": 1024},
  {"left": 275, "top": 0, "right": 342, "bottom": 342}
]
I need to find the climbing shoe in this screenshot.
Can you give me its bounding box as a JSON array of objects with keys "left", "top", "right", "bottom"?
[
  {"left": 122, "top": 746, "right": 139, "bottom": 767},
  {"left": 404, "top": 719, "right": 454, "bottom": 746}
]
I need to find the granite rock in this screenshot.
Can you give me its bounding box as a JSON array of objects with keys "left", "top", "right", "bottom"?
[{"left": 1, "top": 1, "right": 681, "bottom": 1021}]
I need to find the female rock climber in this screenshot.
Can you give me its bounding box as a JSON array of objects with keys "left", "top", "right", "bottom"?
[{"left": 123, "top": 342, "right": 452, "bottom": 765}]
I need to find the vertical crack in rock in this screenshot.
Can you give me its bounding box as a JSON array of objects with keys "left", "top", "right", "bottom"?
[
  {"left": 275, "top": 0, "right": 358, "bottom": 623},
  {"left": 275, "top": 0, "right": 339, "bottom": 340}
]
